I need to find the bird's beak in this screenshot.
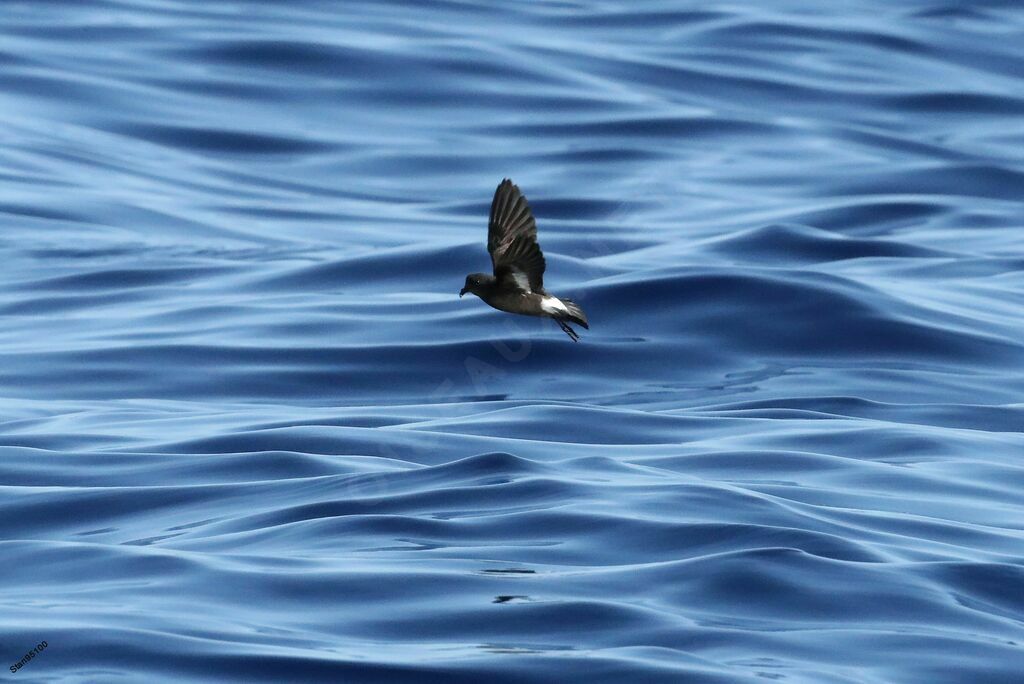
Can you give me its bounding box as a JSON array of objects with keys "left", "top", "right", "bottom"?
[{"left": 459, "top": 288, "right": 466, "bottom": 298}]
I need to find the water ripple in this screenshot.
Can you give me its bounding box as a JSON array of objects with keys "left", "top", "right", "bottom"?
[{"left": 1, "top": 1, "right": 1023, "bottom": 682}]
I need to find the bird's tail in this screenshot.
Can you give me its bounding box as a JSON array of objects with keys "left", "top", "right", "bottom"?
[{"left": 558, "top": 298, "right": 589, "bottom": 329}]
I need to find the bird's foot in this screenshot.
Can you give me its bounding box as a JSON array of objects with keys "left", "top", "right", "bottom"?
[{"left": 557, "top": 319, "right": 579, "bottom": 342}]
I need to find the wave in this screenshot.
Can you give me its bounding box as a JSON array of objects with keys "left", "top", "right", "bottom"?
[{"left": 2, "top": 0, "right": 1023, "bottom": 682}]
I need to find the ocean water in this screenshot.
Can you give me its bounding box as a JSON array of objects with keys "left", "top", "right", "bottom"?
[{"left": 2, "top": 1, "right": 1023, "bottom": 681}]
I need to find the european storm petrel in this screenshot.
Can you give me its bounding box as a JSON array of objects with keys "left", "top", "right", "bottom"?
[{"left": 460, "top": 179, "right": 589, "bottom": 341}]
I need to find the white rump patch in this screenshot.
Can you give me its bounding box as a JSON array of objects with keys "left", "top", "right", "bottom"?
[{"left": 541, "top": 296, "right": 568, "bottom": 315}]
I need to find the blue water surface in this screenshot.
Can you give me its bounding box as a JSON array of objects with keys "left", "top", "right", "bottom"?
[{"left": 2, "top": 1, "right": 1024, "bottom": 682}]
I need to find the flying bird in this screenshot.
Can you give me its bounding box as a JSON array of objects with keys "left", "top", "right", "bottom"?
[{"left": 460, "top": 179, "right": 589, "bottom": 341}]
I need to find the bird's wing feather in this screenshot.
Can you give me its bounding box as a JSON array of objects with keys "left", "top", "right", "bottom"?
[
  {"left": 494, "top": 236, "right": 545, "bottom": 294},
  {"left": 488, "top": 179, "right": 545, "bottom": 292}
]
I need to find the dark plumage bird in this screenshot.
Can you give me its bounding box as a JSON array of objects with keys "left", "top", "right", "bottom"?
[{"left": 460, "top": 179, "right": 589, "bottom": 341}]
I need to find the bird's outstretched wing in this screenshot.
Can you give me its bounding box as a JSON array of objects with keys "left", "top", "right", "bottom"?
[{"left": 488, "top": 178, "right": 545, "bottom": 292}]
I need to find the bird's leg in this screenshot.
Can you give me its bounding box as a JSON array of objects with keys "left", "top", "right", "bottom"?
[{"left": 557, "top": 319, "right": 579, "bottom": 342}]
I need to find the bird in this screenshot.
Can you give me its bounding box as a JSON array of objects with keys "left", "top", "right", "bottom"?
[{"left": 460, "top": 178, "right": 589, "bottom": 342}]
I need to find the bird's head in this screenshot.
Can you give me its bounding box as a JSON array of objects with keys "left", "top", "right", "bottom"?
[{"left": 460, "top": 273, "right": 492, "bottom": 298}]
